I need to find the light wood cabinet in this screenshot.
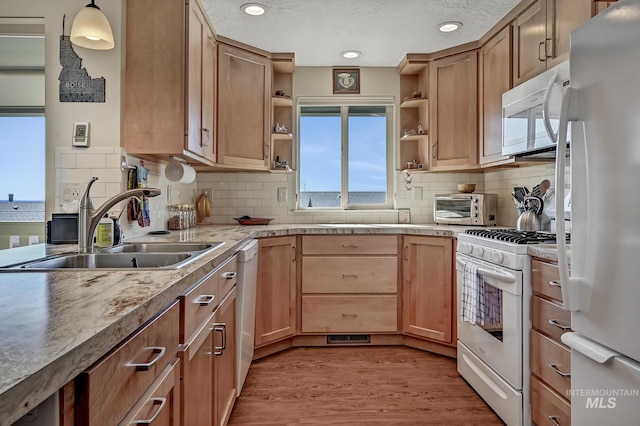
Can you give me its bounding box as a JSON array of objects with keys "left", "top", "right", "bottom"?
[
  {"left": 75, "top": 301, "right": 180, "bottom": 426},
  {"left": 125, "top": 0, "right": 216, "bottom": 165},
  {"left": 592, "top": 0, "right": 618, "bottom": 16},
  {"left": 402, "top": 236, "right": 455, "bottom": 345},
  {"left": 398, "top": 55, "right": 430, "bottom": 170},
  {"left": 118, "top": 359, "right": 181, "bottom": 426},
  {"left": 531, "top": 258, "right": 572, "bottom": 425},
  {"left": 270, "top": 54, "right": 295, "bottom": 171},
  {"left": 179, "top": 254, "right": 238, "bottom": 426},
  {"left": 180, "top": 313, "right": 214, "bottom": 425},
  {"left": 255, "top": 236, "right": 297, "bottom": 347},
  {"left": 513, "top": 0, "right": 590, "bottom": 85},
  {"left": 214, "top": 287, "right": 237, "bottom": 426},
  {"left": 300, "top": 235, "right": 399, "bottom": 335},
  {"left": 217, "top": 40, "right": 272, "bottom": 170},
  {"left": 429, "top": 51, "right": 478, "bottom": 171},
  {"left": 479, "top": 26, "right": 513, "bottom": 166}
]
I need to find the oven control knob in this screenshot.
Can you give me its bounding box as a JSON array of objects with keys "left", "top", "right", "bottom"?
[
  {"left": 492, "top": 251, "right": 504, "bottom": 264},
  {"left": 474, "top": 246, "right": 484, "bottom": 256},
  {"left": 461, "top": 243, "right": 473, "bottom": 254}
]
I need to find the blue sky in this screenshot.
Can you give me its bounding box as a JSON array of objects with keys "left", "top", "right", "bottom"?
[
  {"left": 0, "top": 117, "right": 45, "bottom": 201},
  {"left": 299, "top": 114, "right": 387, "bottom": 192}
]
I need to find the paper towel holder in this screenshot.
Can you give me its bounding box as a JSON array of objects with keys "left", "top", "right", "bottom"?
[{"left": 165, "top": 156, "right": 196, "bottom": 184}]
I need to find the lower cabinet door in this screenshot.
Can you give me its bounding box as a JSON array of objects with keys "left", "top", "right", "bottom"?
[
  {"left": 118, "top": 359, "right": 181, "bottom": 426},
  {"left": 214, "top": 287, "right": 237, "bottom": 426},
  {"left": 179, "top": 311, "right": 215, "bottom": 425}
]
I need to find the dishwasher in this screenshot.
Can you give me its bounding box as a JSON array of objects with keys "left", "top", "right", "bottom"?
[{"left": 236, "top": 239, "right": 258, "bottom": 396}]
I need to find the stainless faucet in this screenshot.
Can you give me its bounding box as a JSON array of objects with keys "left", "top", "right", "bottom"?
[{"left": 78, "top": 177, "right": 161, "bottom": 253}]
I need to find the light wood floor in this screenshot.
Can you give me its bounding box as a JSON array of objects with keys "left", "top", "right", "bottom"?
[{"left": 228, "top": 346, "right": 505, "bottom": 425}]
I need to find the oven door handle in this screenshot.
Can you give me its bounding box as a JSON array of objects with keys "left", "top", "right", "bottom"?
[{"left": 456, "top": 258, "right": 517, "bottom": 283}]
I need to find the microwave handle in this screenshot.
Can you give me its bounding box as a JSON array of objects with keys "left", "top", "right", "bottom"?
[{"left": 543, "top": 67, "right": 560, "bottom": 143}]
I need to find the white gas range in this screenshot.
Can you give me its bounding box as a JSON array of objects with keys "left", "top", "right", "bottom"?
[{"left": 455, "top": 229, "right": 567, "bottom": 426}]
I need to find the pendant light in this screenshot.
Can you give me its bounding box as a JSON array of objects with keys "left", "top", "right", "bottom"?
[{"left": 70, "top": 0, "right": 115, "bottom": 50}]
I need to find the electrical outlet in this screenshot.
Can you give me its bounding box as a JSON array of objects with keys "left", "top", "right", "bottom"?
[
  {"left": 61, "top": 183, "right": 82, "bottom": 202},
  {"left": 413, "top": 186, "right": 423, "bottom": 201},
  {"left": 277, "top": 187, "right": 288, "bottom": 202}
]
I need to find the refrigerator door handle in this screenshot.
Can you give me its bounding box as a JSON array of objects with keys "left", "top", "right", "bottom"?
[
  {"left": 561, "top": 332, "right": 619, "bottom": 364},
  {"left": 555, "top": 86, "right": 582, "bottom": 311}
]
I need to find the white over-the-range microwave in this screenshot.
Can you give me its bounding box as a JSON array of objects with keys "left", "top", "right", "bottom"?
[
  {"left": 502, "top": 60, "right": 570, "bottom": 159},
  {"left": 434, "top": 193, "right": 498, "bottom": 226}
]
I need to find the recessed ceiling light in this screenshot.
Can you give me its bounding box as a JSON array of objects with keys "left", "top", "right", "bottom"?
[
  {"left": 241, "top": 3, "right": 266, "bottom": 16},
  {"left": 438, "top": 21, "right": 463, "bottom": 33},
  {"left": 341, "top": 50, "right": 361, "bottom": 59}
]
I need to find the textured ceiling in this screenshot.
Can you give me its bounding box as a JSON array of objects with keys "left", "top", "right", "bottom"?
[{"left": 201, "top": 0, "right": 521, "bottom": 67}]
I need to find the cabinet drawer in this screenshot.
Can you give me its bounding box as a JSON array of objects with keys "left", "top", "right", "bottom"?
[
  {"left": 531, "top": 376, "right": 571, "bottom": 426},
  {"left": 180, "top": 270, "right": 218, "bottom": 343},
  {"left": 77, "top": 301, "right": 180, "bottom": 426},
  {"left": 532, "top": 259, "right": 563, "bottom": 302},
  {"left": 302, "top": 235, "right": 398, "bottom": 255},
  {"left": 532, "top": 295, "right": 571, "bottom": 341},
  {"left": 219, "top": 254, "right": 238, "bottom": 298},
  {"left": 302, "top": 256, "right": 397, "bottom": 294},
  {"left": 301, "top": 295, "right": 398, "bottom": 333},
  {"left": 118, "top": 359, "right": 180, "bottom": 426},
  {"left": 531, "top": 330, "right": 572, "bottom": 400}
]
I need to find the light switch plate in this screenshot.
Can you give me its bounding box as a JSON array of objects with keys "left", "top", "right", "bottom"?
[
  {"left": 277, "top": 187, "right": 288, "bottom": 202},
  {"left": 413, "top": 186, "right": 423, "bottom": 201}
]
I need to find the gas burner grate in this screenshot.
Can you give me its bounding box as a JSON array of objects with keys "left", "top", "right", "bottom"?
[{"left": 464, "top": 229, "right": 570, "bottom": 244}]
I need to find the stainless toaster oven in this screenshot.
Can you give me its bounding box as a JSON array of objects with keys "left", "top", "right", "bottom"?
[{"left": 434, "top": 193, "right": 497, "bottom": 226}]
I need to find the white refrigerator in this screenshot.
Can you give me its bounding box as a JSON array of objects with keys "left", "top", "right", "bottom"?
[{"left": 553, "top": 0, "right": 640, "bottom": 424}]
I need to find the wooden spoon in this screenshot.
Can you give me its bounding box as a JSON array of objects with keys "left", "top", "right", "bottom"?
[{"left": 539, "top": 179, "right": 551, "bottom": 197}]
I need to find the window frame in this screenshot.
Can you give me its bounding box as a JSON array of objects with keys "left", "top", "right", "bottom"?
[{"left": 296, "top": 96, "right": 395, "bottom": 210}]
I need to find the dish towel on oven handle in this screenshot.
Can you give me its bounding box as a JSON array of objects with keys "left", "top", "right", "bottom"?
[{"left": 461, "top": 262, "right": 485, "bottom": 325}]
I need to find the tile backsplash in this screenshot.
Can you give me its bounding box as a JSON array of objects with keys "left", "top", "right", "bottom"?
[
  {"left": 195, "top": 162, "right": 561, "bottom": 227},
  {"left": 54, "top": 147, "right": 197, "bottom": 240},
  {"left": 54, "top": 147, "right": 563, "bottom": 232}
]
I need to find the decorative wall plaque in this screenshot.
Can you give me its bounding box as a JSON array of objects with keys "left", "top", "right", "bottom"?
[
  {"left": 59, "top": 35, "right": 105, "bottom": 102},
  {"left": 333, "top": 68, "right": 360, "bottom": 94}
]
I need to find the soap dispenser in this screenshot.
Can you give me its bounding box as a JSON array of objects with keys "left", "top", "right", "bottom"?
[{"left": 95, "top": 214, "right": 114, "bottom": 248}]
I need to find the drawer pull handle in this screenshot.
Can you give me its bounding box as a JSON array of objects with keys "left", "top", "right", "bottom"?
[
  {"left": 214, "top": 323, "right": 226, "bottom": 356},
  {"left": 547, "top": 415, "right": 561, "bottom": 426},
  {"left": 342, "top": 273, "right": 358, "bottom": 278},
  {"left": 548, "top": 319, "right": 571, "bottom": 330},
  {"left": 131, "top": 397, "right": 166, "bottom": 425},
  {"left": 342, "top": 244, "right": 359, "bottom": 248},
  {"left": 548, "top": 363, "right": 571, "bottom": 378},
  {"left": 548, "top": 280, "right": 561, "bottom": 287},
  {"left": 222, "top": 272, "right": 237, "bottom": 280},
  {"left": 197, "top": 294, "right": 215, "bottom": 306},
  {"left": 128, "top": 347, "right": 166, "bottom": 371},
  {"left": 342, "top": 313, "right": 358, "bottom": 317}
]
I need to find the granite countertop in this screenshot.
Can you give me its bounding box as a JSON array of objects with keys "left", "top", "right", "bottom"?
[{"left": 1, "top": 223, "right": 480, "bottom": 425}]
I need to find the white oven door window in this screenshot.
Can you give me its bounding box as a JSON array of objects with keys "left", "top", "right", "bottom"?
[{"left": 456, "top": 254, "right": 523, "bottom": 390}]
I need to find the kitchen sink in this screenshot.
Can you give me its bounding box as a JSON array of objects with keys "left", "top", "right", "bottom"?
[
  {"left": 15, "top": 252, "right": 193, "bottom": 270},
  {"left": 102, "top": 242, "right": 223, "bottom": 253},
  {"left": 3, "top": 241, "right": 225, "bottom": 271}
]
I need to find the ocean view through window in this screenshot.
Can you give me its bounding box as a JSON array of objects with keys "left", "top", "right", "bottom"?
[{"left": 298, "top": 102, "right": 392, "bottom": 209}]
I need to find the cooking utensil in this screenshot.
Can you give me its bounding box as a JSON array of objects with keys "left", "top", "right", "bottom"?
[
  {"left": 531, "top": 184, "right": 541, "bottom": 197},
  {"left": 457, "top": 183, "right": 476, "bottom": 193},
  {"left": 196, "top": 192, "right": 211, "bottom": 219},
  {"left": 539, "top": 179, "right": 551, "bottom": 197},
  {"left": 513, "top": 187, "right": 526, "bottom": 203},
  {"left": 516, "top": 196, "right": 551, "bottom": 232}
]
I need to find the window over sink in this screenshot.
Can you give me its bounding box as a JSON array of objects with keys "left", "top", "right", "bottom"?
[{"left": 297, "top": 97, "right": 394, "bottom": 210}]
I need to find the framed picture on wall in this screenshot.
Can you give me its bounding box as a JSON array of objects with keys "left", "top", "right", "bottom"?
[{"left": 333, "top": 68, "right": 360, "bottom": 94}]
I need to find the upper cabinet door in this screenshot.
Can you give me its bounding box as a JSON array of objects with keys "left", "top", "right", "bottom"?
[
  {"left": 479, "top": 26, "right": 512, "bottom": 166},
  {"left": 513, "top": 0, "right": 548, "bottom": 86},
  {"left": 217, "top": 43, "right": 271, "bottom": 170},
  {"left": 186, "top": 2, "right": 216, "bottom": 161},
  {"left": 429, "top": 50, "right": 478, "bottom": 171},
  {"left": 546, "top": 0, "right": 591, "bottom": 68}
]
